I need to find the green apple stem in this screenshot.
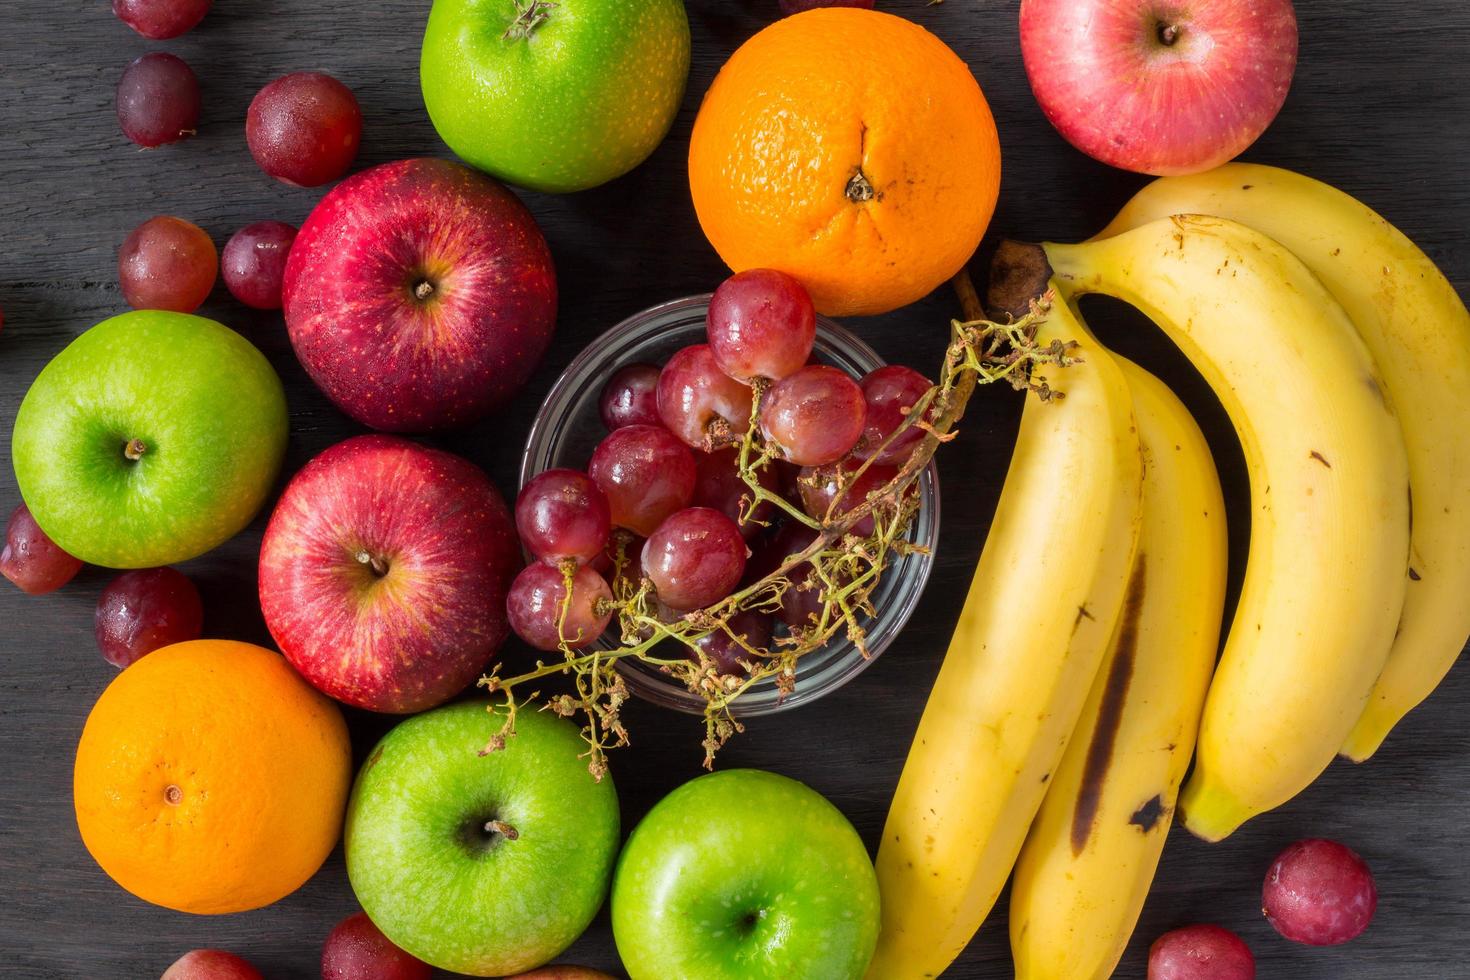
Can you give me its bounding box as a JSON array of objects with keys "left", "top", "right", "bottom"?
[
  {"left": 481, "top": 268, "right": 1078, "bottom": 777},
  {"left": 485, "top": 819, "right": 519, "bottom": 841},
  {"left": 502, "top": 0, "right": 557, "bottom": 41}
]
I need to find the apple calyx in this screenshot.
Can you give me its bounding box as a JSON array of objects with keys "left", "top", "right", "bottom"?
[
  {"left": 123, "top": 438, "right": 147, "bottom": 461},
  {"left": 411, "top": 277, "right": 436, "bottom": 302},
  {"left": 502, "top": 0, "right": 558, "bottom": 41},
  {"left": 355, "top": 550, "right": 390, "bottom": 577}
]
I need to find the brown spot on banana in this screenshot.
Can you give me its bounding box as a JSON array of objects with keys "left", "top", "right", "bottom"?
[{"left": 1070, "top": 559, "right": 1149, "bottom": 856}]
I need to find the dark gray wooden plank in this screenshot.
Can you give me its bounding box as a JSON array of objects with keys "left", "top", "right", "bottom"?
[{"left": 0, "top": 0, "right": 1466, "bottom": 977}]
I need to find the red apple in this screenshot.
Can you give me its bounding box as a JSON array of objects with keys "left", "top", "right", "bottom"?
[
  {"left": 160, "top": 949, "right": 263, "bottom": 980},
  {"left": 1019, "top": 0, "right": 1297, "bottom": 175},
  {"left": 259, "top": 434, "right": 518, "bottom": 713},
  {"left": 322, "top": 911, "right": 431, "bottom": 980},
  {"left": 282, "top": 158, "right": 557, "bottom": 432}
]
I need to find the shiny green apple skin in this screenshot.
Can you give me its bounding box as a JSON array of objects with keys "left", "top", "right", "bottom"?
[
  {"left": 611, "top": 769, "right": 881, "bottom": 980},
  {"left": 11, "top": 310, "right": 288, "bottom": 568},
  {"left": 345, "top": 702, "right": 620, "bottom": 977},
  {"left": 420, "top": 0, "right": 691, "bottom": 193}
]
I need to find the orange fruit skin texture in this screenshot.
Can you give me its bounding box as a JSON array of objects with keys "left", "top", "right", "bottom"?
[
  {"left": 688, "top": 8, "right": 1001, "bottom": 318},
  {"left": 73, "top": 639, "right": 352, "bottom": 914}
]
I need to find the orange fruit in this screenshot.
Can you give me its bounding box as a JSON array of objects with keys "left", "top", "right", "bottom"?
[
  {"left": 688, "top": 8, "right": 1001, "bottom": 317},
  {"left": 73, "top": 639, "right": 351, "bottom": 914}
]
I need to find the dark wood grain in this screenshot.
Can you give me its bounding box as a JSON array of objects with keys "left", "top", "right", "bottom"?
[{"left": 1, "top": 1, "right": 1467, "bottom": 977}]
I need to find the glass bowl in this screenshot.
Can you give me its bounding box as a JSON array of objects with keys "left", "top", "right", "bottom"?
[{"left": 520, "top": 295, "right": 940, "bottom": 717}]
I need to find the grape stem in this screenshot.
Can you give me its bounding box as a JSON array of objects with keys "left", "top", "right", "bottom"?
[{"left": 479, "top": 268, "right": 1074, "bottom": 777}]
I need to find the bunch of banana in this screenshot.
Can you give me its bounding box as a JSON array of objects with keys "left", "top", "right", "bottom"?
[
  {"left": 1096, "top": 163, "right": 1470, "bottom": 763},
  {"left": 867, "top": 293, "right": 1144, "bottom": 979},
  {"left": 1009, "top": 348, "right": 1227, "bottom": 980}
]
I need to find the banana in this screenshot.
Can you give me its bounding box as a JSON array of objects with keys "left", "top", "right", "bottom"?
[
  {"left": 868, "top": 293, "right": 1143, "bottom": 979},
  {"left": 1095, "top": 163, "right": 1470, "bottom": 762},
  {"left": 1010, "top": 346, "right": 1227, "bottom": 980},
  {"left": 1042, "top": 215, "right": 1411, "bottom": 841}
]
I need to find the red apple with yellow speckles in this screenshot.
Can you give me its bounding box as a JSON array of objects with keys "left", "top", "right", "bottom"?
[
  {"left": 258, "top": 435, "right": 518, "bottom": 713},
  {"left": 282, "top": 158, "right": 557, "bottom": 432}
]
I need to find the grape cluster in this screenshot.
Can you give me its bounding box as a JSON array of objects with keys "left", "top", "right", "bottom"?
[{"left": 505, "top": 269, "right": 933, "bottom": 677}]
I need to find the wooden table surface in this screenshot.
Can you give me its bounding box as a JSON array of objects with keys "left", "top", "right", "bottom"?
[{"left": 2, "top": 1, "right": 1467, "bottom": 977}]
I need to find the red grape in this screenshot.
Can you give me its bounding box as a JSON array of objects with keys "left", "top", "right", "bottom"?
[
  {"left": 599, "top": 363, "right": 662, "bottom": 430},
  {"left": 1147, "top": 924, "right": 1255, "bottom": 980},
  {"left": 692, "top": 610, "right": 774, "bottom": 675},
  {"left": 779, "top": 0, "right": 875, "bottom": 14},
  {"left": 1263, "top": 838, "right": 1377, "bottom": 945},
  {"left": 516, "top": 468, "right": 611, "bottom": 566},
  {"left": 799, "top": 458, "right": 900, "bottom": 536},
  {"left": 657, "top": 344, "right": 754, "bottom": 451},
  {"left": 246, "top": 72, "right": 362, "bottom": 187},
  {"left": 854, "top": 365, "right": 933, "bottom": 464},
  {"left": 321, "top": 911, "right": 431, "bottom": 980},
  {"left": 94, "top": 567, "right": 204, "bottom": 669},
  {"left": 745, "top": 522, "right": 825, "bottom": 630},
  {"left": 588, "top": 425, "right": 697, "bottom": 537},
  {"left": 0, "top": 503, "right": 82, "bottom": 595},
  {"left": 116, "top": 52, "right": 200, "bottom": 148},
  {"left": 706, "top": 269, "right": 816, "bottom": 383},
  {"left": 642, "top": 508, "right": 747, "bottom": 611},
  {"left": 693, "top": 448, "right": 777, "bottom": 540},
  {"left": 760, "top": 365, "right": 867, "bottom": 466},
  {"left": 161, "top": 949, "right": 264, "bottom": 980},
  {"left": 118, "top": 215, "right": 217, "bottom": 313},
  {"left": 221, "top": 220, "right": 297, "bottom": 310},
  {"left": 113, "top": 0, "right": 212, "bottom": 39},
  {"left": 506, "top": 563, "right": 613, "bottom": 651}
]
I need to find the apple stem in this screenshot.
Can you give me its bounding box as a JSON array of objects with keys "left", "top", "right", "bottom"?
[
  {"left": 123, "top": 438, "right": 147, "bottom": 461},
  {"left": 412, "top": 279, "right": 435, "bottom": 301},
  {"left": 355, "top": 550, "right": 389, "bottom": 577},
  {"left": 485, "top": 819, "right": 519, "bottom": 841},
  {"left": 1158, "top": 22, "right": 1180, "bottom": 46},
  {"left": 502, "top": 0, "right": 557, "bottom": 41}
]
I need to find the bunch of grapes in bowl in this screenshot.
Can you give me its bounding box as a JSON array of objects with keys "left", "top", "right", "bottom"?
[{"left": 496, "top": 269, "right": 949, "bottom": 768}]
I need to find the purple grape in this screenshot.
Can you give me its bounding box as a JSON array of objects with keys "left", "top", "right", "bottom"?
[
  {"left": 760, "top": 364, "right": 867, "bottom": 466},
  {"left": 706, "top": 269, "right": 816, "bottom": 383},
  {"left": 1, "top": 503, "right": 82, "bottom": 595},
  {"left": 657, "top": 344, "right": 753, "bottom": 451},
  {"left": 516, "top": 468, "right": 611, "bottom": 566},
  {"left": 221, "top": 221, "right": 297, "bottom": 310},
  {"left": 95, "top": 567, "right": 204, "bottom": 668},
  {"left": 599, "top": 363, "right": 662, "bottom": 430},
  {"left": 853, "top": 365, "right": 933, "bottom": 464},
  {"left": 113, "top": 0, "right": 212, "bottom": 39},
  {"left": 117, "top": 52, "right": 200, "bottom": 148},
  {"left": 588, "top": 425, "right": 697, "bottom": 537},
  {"left": 506, "top": 563, "right": 613, "bottom": 651},
  {"left": 642, "top": 508, "right": 747, "bottom": 611}
]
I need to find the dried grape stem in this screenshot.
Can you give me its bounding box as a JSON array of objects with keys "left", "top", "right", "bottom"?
[{"left": 481, "top": 268, "right": 1072, "bottom": 776}]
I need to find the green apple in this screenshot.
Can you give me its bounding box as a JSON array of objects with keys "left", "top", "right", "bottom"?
[
  {"left": 420, "top": 0, "right": 691, "bottom": 193},
  {"left": 11, "top": 310, "right": 287, "bottom": 568},
  {"left": 345, "top": 701, "right": 620, "bottom": 977},
  {"left": 611, "top": 769, "right": 881, "bottom": 980}
]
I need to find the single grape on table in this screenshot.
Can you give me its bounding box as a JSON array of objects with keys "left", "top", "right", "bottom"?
[
  {"left": 599, "top": 363, "right": 662, "bottom": 430},
  {"left": 221, "top": 221, "right": 298, "bottom": 310},
  {"left": 588, "top": 424, "right": 697, "bottom": 537},
  {"left": 116, "top": 52, "right": 201, "bottom": 148},
  {"left": 759, "top": 364, "right": 867, "bottom": 466},
  {"left": 118, "top": 215, "right": 217, "bottom": 313},
  {"left": 706, "top": 268, "right": 815, "bottom": 383},
  {"left": 113, "top": 0, "right": 212, "bottom": 39},
  {"left": 1262, "top": 838, "right": 1377, "bottom": 945},
  {"left": 516, "top": 468, "right": 612, "bottom": 567},
  {"left": 1147, "top": 924, "right": 1255, "bottom": 980},
  {"left": 246, "top": 71, "right": 362, "bottom": 187},
  {"left": 507, "top": 562, "right": 613, "bottom": 651},
  {"left": 656, "top": 344, "right": 753, "bottom": 451},
  {"left": 854, "top": 365, "right": 933, "bottom": 464},
  {"left": 0, "top": 502, "right": 82, "bottom": 595},
  {"left": 95, "top": 567, "right": 204, "bottom": 668},
  {"left": 321, "top": 911, "right": 431, "bottom": 980},
  {"left": 641, "top": 507, "right": 747, "bottom": 611}
]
